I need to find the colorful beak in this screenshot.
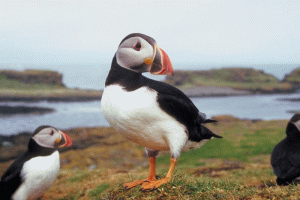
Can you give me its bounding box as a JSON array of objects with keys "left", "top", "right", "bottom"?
[
  {"left": 150, "top": 45, "right": 174, "bottom": 75},
  {"left": 58, "top": 131, "right": 73, "bottom": 148}
]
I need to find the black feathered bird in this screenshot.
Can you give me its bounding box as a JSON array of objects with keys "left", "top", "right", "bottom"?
[
  {"left": 271, "top": 114, "right": 300, "bottom": 185},
  {"left": 101, "top": 33, "right": 222, "bottom": 190},
  {"left": 0, "top": 126, "right": 72, "bottom": 200}
]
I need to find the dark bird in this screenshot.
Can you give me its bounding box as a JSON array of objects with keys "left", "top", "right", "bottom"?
[
  {"left": 0, "top": 126, "right": 72, "bottom": 200},
  {"left": 101, "top": 33, "right": 222, "bottom": 190},
  {"left": 271, "top": 114, "right": 300, "bottom": 185}
]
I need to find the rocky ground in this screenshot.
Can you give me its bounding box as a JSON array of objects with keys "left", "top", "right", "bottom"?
[
  {"left": 0, "top": 105, "right": 54, "bottom": 115},
  {"left": 180, "top": 86, "right": 251, "bottom": 97}
]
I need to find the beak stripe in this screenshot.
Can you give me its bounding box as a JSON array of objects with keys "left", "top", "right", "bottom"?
[
  {"left": 55, "top": 138, "right": 61, "bottom": 144},
  {"left": 144, "top": 58, "right": 153, "bottom": 65}
]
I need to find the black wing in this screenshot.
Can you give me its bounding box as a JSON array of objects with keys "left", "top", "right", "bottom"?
[
  {"left": 145, "top": 78, "right": 200, "bottom": 125},
  {"left": 271, "top": 133, "right": 300, "bottom": 185},
  {"left": 0, "top": 153, "right": 28, "bottom": 199},
  {"left": 286, "top": 123, "right": 300, "bottom": 166},
  {"left": 145, "top": 78, "right": 221, "bottom": 141}
]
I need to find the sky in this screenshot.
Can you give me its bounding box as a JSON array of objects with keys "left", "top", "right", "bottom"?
[{"left": 0, "top": 0, "right": 300, "bottom": 88}]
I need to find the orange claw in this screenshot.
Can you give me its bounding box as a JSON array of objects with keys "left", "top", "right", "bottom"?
[
  {"left": 123, "top": 156, "right": 157, "bottom": 189},
  {"left": 123, "top": 157, "right": 177, "bottom": 190},
  {"left": 123, "top": 180, "right": 145, "bottom": 189},
  {"left": 142, "top": 157, "right": 177, "bottom": 191},
  {"left": 141, "top": 177, "right": 170, "bottom": 190}
]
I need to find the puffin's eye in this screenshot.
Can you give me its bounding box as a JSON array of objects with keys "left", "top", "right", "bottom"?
[
  {"left": 50, "top": 130, "right": 54, "bottom": 136},
  {"left": 133, "top": 42, "right": 141, "bottom": 51}
]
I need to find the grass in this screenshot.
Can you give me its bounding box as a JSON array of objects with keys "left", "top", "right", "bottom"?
[
  {"left": 0, "top": 115, "right": 297, "bottom": 199},
  {"left": 0, "top": 87, "right": 102, "bottom": 99},
  {"left": 284, "top": 67, "right": 300, "bottom": 84},
  {"left": 189, "top": 76, "right": 291, "bottom": 92},
  {"left": 0, "top": 74, "right": 63, "bottom": 90},
  {"left": 0, "top": 72, "right": 102, "bottom": 99},
  {"left": 165, "top": 68, "right": 294, "bottom": 92},
  {"left": 88, "top": 183, "right": 110, "bottom": 199}
]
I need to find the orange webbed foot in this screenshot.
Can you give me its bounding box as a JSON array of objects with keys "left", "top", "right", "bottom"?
[
  {"left": 141, "top": 177, "right": 170, "bottom": 190},
  {"left": 123, "top": 179, "right": 145, "bottom": 189}
]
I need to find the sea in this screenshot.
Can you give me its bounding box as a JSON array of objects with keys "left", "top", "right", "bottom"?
[{"left": 0, "top": 63, "right": 299, "bottom": 136}]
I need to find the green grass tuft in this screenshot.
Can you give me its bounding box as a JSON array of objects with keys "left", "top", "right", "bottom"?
[
  {"left": 88, "top": 183, "right": 110, "bottom": 199},
  {"left": 68, "top": 173, "right": 90, "bottom": 183}
]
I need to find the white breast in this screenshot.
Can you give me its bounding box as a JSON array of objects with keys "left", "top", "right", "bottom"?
[
  {"left": 12, "top": 151, "right": 60, "bottom": 200},
  {"left": 101, "top": 85, "right": 188, "bottom": 156}
]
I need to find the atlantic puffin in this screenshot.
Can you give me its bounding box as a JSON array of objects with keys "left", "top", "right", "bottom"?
[
  {"left": 271, "top": 114, "right": 300, "bottom": 185},
  {"left": 0, "top": 126, "right": 72, "bottom": 200},
  {"left": 101, "top": 33, "right": 222, "bottom": 190}
]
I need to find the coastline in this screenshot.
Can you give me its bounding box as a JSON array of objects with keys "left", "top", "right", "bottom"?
[
  {"left": 0, "top": 86, "right": 296, "bottom": 102},
  {"left": 179, "top": 86, "right": 251, "bottom": 97},
  {"left": 0, "top": 105, "right": 54, "bottom": 115},
  {"left": 0, "top": 88, "right": 103, "bottom": 102}
]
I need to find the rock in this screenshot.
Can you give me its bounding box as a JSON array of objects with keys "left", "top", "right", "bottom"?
[{"left": 0, "top": 105, "right": 55, "bottom": 115}]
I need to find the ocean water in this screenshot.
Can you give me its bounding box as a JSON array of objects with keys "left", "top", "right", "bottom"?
[
  {"left": 1, "top": 93, "right": 300, "bottom": 136},
  {"left": 0, "top": 63, "right": 299, "bottom": 135}
]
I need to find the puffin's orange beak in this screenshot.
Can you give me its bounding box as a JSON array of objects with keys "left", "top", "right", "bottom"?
[
  {"left": 150, "top": 45, "right": 174, "bottom": 76},
  {"left": 57, "top": 131, "right": 73, "bottom": 148}
]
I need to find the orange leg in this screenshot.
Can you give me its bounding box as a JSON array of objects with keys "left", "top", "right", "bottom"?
[
  {"left": 123, "top": 156, "right": 156, "bottom": 189},
  {"left": 142, "top": 157, "right": 177, "bottom": 190}
]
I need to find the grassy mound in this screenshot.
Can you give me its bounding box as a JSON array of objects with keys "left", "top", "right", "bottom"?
[
  {"left": 165, "top": 68, "right": 293, "bottom": 93},
  {"left": 0, "top": 70, "right": 102, "bottom": 101},
  {"left": 0, "top": 73, "right": 63, "bottom": 90},
  {"left": 1, "top": 116, "right": 294, "bottom": 199},
  {"left": 283, "top": 66, "right": 300, "bottom": 84},
  {"left": 0, "top": 69, "right": 64, "bottom": 87}
]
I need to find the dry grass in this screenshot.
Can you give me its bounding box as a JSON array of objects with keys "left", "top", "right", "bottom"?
[{"left": 1, "top": 116, "right": 299, "bottom": 199}]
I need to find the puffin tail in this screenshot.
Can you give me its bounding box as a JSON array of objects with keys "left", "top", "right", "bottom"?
[
  {"left": 188, "top": 116, "right": 222, "bottom": 142},
  {"left": 199, "top": 125, "right": 222, "bottom": 140}
]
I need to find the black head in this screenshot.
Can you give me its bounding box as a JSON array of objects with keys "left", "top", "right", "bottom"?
[
  {"left": 286, "top": 114, "right": 300, "bottom": 138},
  {"left": 115, "top": 33, "right": 173, "bottom": 75},
  {"left": 31, "top": 126, "right": 72, "bottom": 149}
]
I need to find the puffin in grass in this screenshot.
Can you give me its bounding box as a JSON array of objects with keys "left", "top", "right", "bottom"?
[
  {"left": 0, "top": 126, "right": 72, "bottom": 200},
  {"left": 271, "top": 114, "right": 300, "bottom": 185},
  {"left": 101, "top": 33, "right": 222, "bottom": 190}
]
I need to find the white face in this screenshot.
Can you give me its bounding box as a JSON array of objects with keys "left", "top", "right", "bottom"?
[
  {"left": 116, "top": 36, "right": 154, "bottom": 73},
  {"left": 32, "top": 127, "right": 62, "bottom": 148},
  {"left": 294, "top": 120, "right": 300, "bottom": 131}
]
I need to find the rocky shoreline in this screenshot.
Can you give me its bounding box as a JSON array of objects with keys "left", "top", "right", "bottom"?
[
  {"left": 0, "top": 127, "right": 97, "bottom": 162},
  {"left": 180, "top": 86, "right": 251, "bottom": 97},
  {"left": 0, "top": 86, "right": 296, "bottom": 103},
  {"left": 0, "top": 95, "right": 102, "bottom": 102},
  {"left": 0, "top": 105, "right": 54, "bottom": 115},
  {"left": 0, "top": 89, "right": 102, "bottom": 102},
  {"left": 0, "top": 126, "right": 121, "bottom": 164}
]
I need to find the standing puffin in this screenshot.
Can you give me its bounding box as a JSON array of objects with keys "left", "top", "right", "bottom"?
[
  {"left": 0, "top": 126, "right": 72, "bottom": 200},
  {"left": 271, "top": 114, "right": 300, "bottom": 185},
  {"left": 101, "top": 33, "right": 222, "bottom": 190}
]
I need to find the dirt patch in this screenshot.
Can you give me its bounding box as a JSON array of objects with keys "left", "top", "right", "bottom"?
[{"left": 193, "top": 160, "right": 244, "bottom": 177}]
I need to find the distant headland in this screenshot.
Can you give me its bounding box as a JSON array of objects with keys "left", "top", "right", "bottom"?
[
  {"left": 0, "top": 69, "right": 102, "bottom": 102},
  {"left": 1, "top": 66, "right": 300, "bottom": 101},
  {"left": 164, "top": 67, "right": 300, "bottom": 97}
]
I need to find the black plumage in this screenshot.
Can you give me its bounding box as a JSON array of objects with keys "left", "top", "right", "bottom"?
[
  {"left": 102, "top": 33, "right": 222, "bottom": 190},
  {"left": 0, "top": 139, "right": 55, "bottom": 200},
  {"left": 0, "top": 125, "right": 72, "bottom": 199},
  {"left": 105, "top": 58, "right": 221, "bottom": 143},
  {"left": 271, "top": 114, "right": 300, "bottom": 185}
]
